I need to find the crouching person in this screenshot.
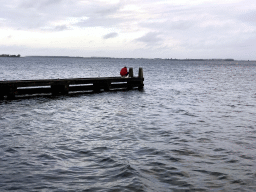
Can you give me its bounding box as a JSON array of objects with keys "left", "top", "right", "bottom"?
[{"left": 120, "top": 66, "right": 129, "bottom": 77}]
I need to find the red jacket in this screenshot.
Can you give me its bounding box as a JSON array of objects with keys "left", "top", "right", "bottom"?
[{"left": 120, "top": 67, "right": 128, "bottom": 76}]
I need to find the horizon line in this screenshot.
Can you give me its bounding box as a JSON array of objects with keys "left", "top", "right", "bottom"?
[{"left": 22, "top": 55, "right": 255, "bottom": 61}]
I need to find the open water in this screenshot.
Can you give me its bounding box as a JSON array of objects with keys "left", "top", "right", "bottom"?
[{"left": 0, "top": 57, "right": 256, "bottom": 191}]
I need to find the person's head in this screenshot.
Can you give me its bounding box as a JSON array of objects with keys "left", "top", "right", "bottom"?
[{"left": 124, "top": 66, "right": 127, "bottom": 68}]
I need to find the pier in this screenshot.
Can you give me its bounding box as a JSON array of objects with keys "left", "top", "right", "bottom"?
[{"left": 0, "top": 68, "right": 144, "bottom": 99}]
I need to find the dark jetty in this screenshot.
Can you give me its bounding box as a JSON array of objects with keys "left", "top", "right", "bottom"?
[{"left": 0, "top": 68, "right": 144, "bottom": 100}]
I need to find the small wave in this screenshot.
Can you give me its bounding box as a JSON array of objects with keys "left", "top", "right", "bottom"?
[
  {"left": 113, "top": 165, "right": 136, "bottom": 179},
  {"left": 231, "top": 179, "right": 246, "bottom": 185},
  {"left": 213, "top": 148, "right": 225, "bottom": 152},
  {"left": 5, "top": 148, "right": 17, "bottom": 153},
  {"left": 135, "top": 147, "right": 166, "bottom": 157},
  {"left": 225, "top": 159, "right": 239, "bottom": 163},
  {"left": 197, "top": 138, "right": 212, "bottom": 143},
  {"left": 183, "top": 111, "right": 198, "bottom": 117},
  {"left": 240, "top": 155, "right": 254, "bottom": 160},
  {"left": 76, "top": 149, "right": 96, "bottom": 157},
  {"left": 37, "top": 153, "right": 56, "bottom": 160},
  {"left": 93, "top": 146, "right": 108, "bottom": 151},
  {"left": 99, "top": 157, "right": 116, "bottom": 164},
  {"left": 169, "top": 156, "right": 181, "bottom": 162},
  {"left": 193, "top": 169, "right": 227, "bottom": 177},
  {"left": 171, "top": 149, "right": 201, "bottom": 157}
]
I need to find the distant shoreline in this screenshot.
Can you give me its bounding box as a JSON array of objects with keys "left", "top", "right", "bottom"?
[
  {"left": 1, "top": 55, "right": 254, "bottom": 61},
  {"left": 24, "top": 56, "right": 255, "bottom": 61},
  {"left": 0, "top": 54, "right": 20, "bottom": 57}
]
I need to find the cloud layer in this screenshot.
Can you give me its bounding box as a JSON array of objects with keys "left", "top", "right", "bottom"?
[{"left": 0, "top": 0, "right": 256, "bottom": 59}]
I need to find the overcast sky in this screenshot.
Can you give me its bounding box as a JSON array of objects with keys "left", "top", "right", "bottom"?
[{"left": 0, "top": 0, "right": 256, "bottom": 59}]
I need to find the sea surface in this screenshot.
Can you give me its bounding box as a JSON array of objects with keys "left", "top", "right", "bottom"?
[{"left": 0, "top": 57, "right": 256, "bottom": 191}]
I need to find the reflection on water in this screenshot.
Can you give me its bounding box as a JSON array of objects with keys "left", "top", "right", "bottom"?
[{"left": 0, "top": 57, "right": 256, "bottom": 191}]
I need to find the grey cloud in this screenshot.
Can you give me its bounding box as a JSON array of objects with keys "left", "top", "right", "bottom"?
[
  {"left": 103, "top": 32, "right": 118, "bottom": 39},
  {"left": 238, "top": 10, "right": 256, "bottom": 24},
  {"left": 39, "top": 0, "right": 63, "bottom": 8},
  {"left": 18, "top": 0, "right": 64, "bottom": 9},
  {"left": 76, "top": 2, "right": 125, "bottom": 28},
  {"left": 0, "top": 0, "right": 125, "bottom": 30},
  {"left": 77, "top": 16, "right": 123, "bottom": 28},
  {"left": 54, "top": 25, "right": 69, "bottom": 31},
  {"left": 138, "top": 2, "right": 251, "bottom": 33},
  {"left": 0, "top": 0, "right": 64, "bottom": 29},
  {"left": 135, "top": 32, "right": 162, "bottom": 46},
  {"left": 96, "top": 3, "right": 123, "bottom": 16},
  {"left": 140, "top": 20, "right": 195, "bottom": 32}
]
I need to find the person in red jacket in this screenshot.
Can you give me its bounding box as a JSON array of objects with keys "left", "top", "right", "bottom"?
[{"left": 120, "top": 66, "right": 129, "bottom": 77}]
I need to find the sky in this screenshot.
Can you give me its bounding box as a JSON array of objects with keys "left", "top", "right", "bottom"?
[{"left": 0, "top": 0, "right": 256, "bottom": 60}]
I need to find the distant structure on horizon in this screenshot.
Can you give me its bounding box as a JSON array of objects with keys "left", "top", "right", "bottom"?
[{"left": 0, "top": 54, "right": 20, "bottom": 57}]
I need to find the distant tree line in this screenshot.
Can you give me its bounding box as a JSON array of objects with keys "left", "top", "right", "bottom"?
[{"left": 0, "top": 54, "right": 20, "bottom": 57}]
